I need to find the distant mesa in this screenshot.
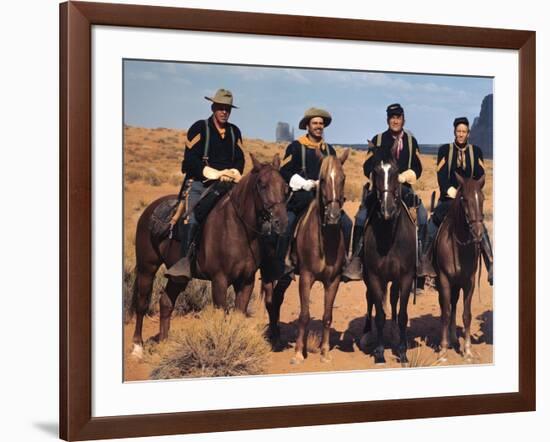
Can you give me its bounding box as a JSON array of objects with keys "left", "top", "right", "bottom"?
[
  {"left": 469, "top": 93, "right": 493, "bottom": 157},
  {"left": 276, "top": 122, "right": 294, "bottom": 143}
]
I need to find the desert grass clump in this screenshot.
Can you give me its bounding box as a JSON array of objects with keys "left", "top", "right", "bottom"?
[
  {"left": 405, "top": 340, "right": 441, "bottom": 368},
  {"left": 306, "top": 331, "right": 321, "bottom": 354},
  {"left": 150, "top": 306, "right": 271, "bottom": 379}
]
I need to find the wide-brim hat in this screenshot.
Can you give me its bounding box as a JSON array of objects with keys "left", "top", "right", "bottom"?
[
  {"left": 299, "top": 107, "right": 332, "bottom": 130},
  {"left": 204, "top": 88, "right": 238, "bottom": 108}
]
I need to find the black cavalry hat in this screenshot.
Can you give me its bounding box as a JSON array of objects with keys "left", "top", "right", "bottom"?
[
  {"left": 453, "top": 117, "right": 470, "bottom": 128},
  {"left": 386, "top": 103, "right": 404, "bottom": 117}
]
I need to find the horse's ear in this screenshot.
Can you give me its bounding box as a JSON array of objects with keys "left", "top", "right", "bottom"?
[
  {"left": 339, "top": 148, "right": 350, "bottom": 165},
  {"left": 477, "top": 174, "right": 486, "bottom": 189},
  {"left": 454, "top": 171, "right": 465, "bottom": 188},
  {"left": 250, "top": 152, "right": 261, "bottom": 171},
  {"left": 271, "top": 154, "right": 281, "bottom": 170}
]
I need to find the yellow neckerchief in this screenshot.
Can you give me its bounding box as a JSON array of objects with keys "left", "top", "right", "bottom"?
[{"left": 298, "top": 134, "right": 327, "bottom": 151}]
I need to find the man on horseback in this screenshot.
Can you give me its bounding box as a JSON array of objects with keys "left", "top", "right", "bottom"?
[
  {"left": 418, "top": 117, "right": 493, "bottom": 285},
  {"left": 165, "top": 88, "right": 245, "bottom": 279},
  {"left": 276, "top": 107, "right": 353, "bottom": 277},
  {"left": 342, "top": 103, "right": 427, "bottom": 281}
]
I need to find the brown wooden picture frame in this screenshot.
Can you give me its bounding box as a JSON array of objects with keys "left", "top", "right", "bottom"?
[{"left": 59, "top": 1, "right": 536, "bottom": 440}]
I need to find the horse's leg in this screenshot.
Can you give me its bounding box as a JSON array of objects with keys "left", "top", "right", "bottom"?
[
  {"left": 320, "top": 277, "right": 340, "bottom": 363},
  {"left": 359, "top": 288, "right": 373, "bottom": 352},
  {"left": 369, "top": 277, "right": 387, "bottom": 364},
  {"left": 131, "top": 267, "right": 158, "bottom": 358},
  {"left": 397, "top": 274, "right": 414, "bottom": 364},
  {"left": 462, "top": 279, "right": 475, "bottom": 362},
  {"left": 211, "top": 274, "right": 229, "bottom": 310},
  {"left": 291, "top": 272, "right": 314, "bottom": 365},
  {"left": 449, "top": 285, "right": 461, "bottom": 352},
  {"left": 390, "top": 282, "right": 399, "bottom": 324},
  {"left": 264, "top": 275, "right": 292, "bottom": 348},
  {"left": 437, "top": 274, "right": 452, "bottom": 362},
  {"left": 233, "top": 276, "right": 255, "bottom": 313},
  {"left": 159, "top": 278, "right": 188, "bottom": 341}
]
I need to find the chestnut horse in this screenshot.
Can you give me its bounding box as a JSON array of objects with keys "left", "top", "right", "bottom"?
[
  {"left": 434, "top": 173, "right": 485, "bottom": 362},
  {"left": 361, "top": 146, "right": 417, "bottom": 364},
  {"left": 130, "top": 154, "right": 288, "bottom": 357},
  {"left": 264, "top": 150, "right": 350, "bottom": 364}
]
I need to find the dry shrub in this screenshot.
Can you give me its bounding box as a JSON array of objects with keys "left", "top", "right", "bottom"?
[
  {"left": 150, "top": 306, "right": 271, "bottom": 379},
  {"left": 406, "top": 340, "right": 441, "bottom": 368},
  {"left": 306, "top": 332, "right": 321, "bottom": 354}
]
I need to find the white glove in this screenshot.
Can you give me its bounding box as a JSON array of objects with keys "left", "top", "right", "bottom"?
[
  {"left": 398, "top": 169, "right": 417, "bottom": 184},
  {"left": 289, "top": 174, "right": 307, "bottom": 191},
  {"left": 447, "top": 186, "right": 457, "bottom": 199},
  {"left": 303, "top": 179, "right": 317, "bottom": 191}
]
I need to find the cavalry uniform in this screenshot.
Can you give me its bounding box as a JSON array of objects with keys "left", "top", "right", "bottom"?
[
  {"left": 165, "top": 89, "right": 244, "bottom": 279},
  {"left": 275, "top": 108, "right": 352, "bottom": 277},
  {"left": 343, "top": 103, "right": 427, "bottom": 281},
  {"left": 433, "top": 141, "right": 485, "bottom": 225},
  {"left": 181, "top": 116, "right": 244, "bottom": 224},
  {"left": 419, "top": 116, "right": 493, "bottom": 284}
]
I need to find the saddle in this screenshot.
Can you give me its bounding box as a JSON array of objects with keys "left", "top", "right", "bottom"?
[{"left": 149, "top": 198, "right": 181, "bottom": 240}]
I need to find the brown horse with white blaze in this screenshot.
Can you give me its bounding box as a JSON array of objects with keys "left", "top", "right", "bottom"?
[
  {"left": 290, "top": 149, "right": 350, "bottom": 364},
  {"left": 434, "top": 173, "right": 485, "bottom": 362},
  {"left": 130, "top": 154, "right": 288, "bottom": 358}
]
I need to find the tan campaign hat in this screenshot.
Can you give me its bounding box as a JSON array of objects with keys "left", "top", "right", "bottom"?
[
  {"left": 204, "top": 88, "right": 238, "bottom": 108},
  {"left": 299, "top": 107, "right": 332, "bottom": 130}
]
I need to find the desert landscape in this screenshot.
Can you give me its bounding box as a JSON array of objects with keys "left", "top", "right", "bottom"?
[{"left": 123, "top": 126, "right": 494, "bottom": 381}]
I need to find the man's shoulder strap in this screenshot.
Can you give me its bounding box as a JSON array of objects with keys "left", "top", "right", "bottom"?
[
  {"left": 300, "top": 143, "right": 307, "bottom": 175},
  {"left": 447, "top": 143, "right": 454, "bottom": 179},
  {"left": 203, "top": 119, "right": 210, "bottom": 164},
  {"left": 404, "top": 130, "right": 414, "bottom": 169},
  {"left": 468, "top": 143, "right": 474, "bottom": 178}
]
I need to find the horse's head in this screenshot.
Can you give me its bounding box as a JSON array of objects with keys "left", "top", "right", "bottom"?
[
  {"left": 250, "top": 153, "right": 289, "bottom": 236},
  {"left": 372, "top": 146, "right": 400, "bottom": 221},
  {"left": 455, "top": 172, "right": 485, "bottom": 243},
  {"left": 318, "top": 149, "right": 349, "bottom": 226}
]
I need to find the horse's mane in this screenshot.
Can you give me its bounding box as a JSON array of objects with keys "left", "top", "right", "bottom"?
[{"left": 373, "top": 145, "right": 395, "bottom": 166}]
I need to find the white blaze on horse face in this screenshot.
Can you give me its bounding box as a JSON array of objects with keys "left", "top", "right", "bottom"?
[
  {"left": 381, "top": 162, "right": 391, "bottom": 210},
  {"left": 330, "top": 166, "right": 336, "bottom": 201}
]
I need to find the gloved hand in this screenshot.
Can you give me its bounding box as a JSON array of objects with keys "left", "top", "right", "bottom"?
[
  {"left": 398, "top": 169, "right": 417, "bottom": 184},
  {"left": 302, "top": 179, "right": 317, "bottom": 191},
  {"left": 447, "top": 186, "right": 457, "bottom": 199},
  {"left": 289, "top": 174, "right": 307, "bottom": 191}
]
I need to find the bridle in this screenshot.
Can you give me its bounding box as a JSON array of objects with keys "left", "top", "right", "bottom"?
[
  {"left": 318, "top": 166, "right": 345, "bottom": 228},
  {"left": 229, "top": 166, "right": 287, "bottom": 236},
  {"left": 454, "top": 191, "right": 484, "bottom": 246}
]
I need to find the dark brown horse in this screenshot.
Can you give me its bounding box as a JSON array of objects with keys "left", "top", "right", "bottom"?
[
  {"left": 130, "top": 154, "right": 288, "bottom": 358},
  {"left": 361, "top": 147, "right": 417, "bottom": 364},
  {"left": 434, "top": 173, "right": 485, "bottom": 362},
  {"left": 264, "top": 150, "right": 350, "bottom": 364}
]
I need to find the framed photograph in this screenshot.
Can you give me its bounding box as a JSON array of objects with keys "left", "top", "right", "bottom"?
[{"left": 60, "top": 1, "right": 535, "bottom": 440}]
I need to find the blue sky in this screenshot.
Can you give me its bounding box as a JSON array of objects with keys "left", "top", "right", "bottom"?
[{"left": 124, "top": 60, "right": 493, "bottom": 144}]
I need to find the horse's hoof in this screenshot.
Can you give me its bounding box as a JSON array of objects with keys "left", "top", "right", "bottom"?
[
  {"left": 320, "top": 352, "right": 332, "bottom": 363},
  {"left": 399, "top": 353, "right": 409, "bottom": 365},
  {"left": 359, "top": 334, "right": 369, "bottom": 352},
  {"left": 374, "top": 352, "right": 386, "bottom": 364},
  {"left": 290, "top": 353, "right": 304, "bottom": 365},
  {"left": 437, "top": 352, "right": 448, "bottom": 363},
  {"left": 131, "top": 344, "right": 143, "bottom": 359}
]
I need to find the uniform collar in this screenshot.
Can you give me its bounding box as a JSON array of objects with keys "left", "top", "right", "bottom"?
[
  {"left": 298, "top": 134, "right": 327, "bottom": 149},
  {"left": 209, "top": 115, "right": 228, "bottom": 138}
]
